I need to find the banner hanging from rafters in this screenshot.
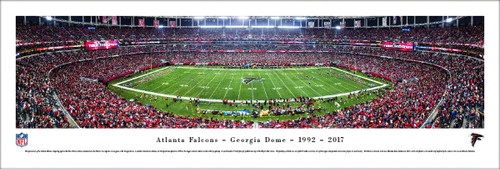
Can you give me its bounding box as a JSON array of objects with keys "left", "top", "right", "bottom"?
[
  {"left": 169, "top": 21, "right": 176, "bottom": 28},
  {"left": 324, "top": 21, "right": 331, "bottom": 28},
  {"left": 154, "top": 20, "right": 160, "bottom": 27},
  {"left": 112, "top": 16, "right": 118, "bottom": 25},
  {"left": 308, "top": 21, "right": 314, "bottom": 28},
  {"left": 354, "top": 20, "right": 361, "bottom": 28},
  {"left": 138, "top": 19, "right": 145, "bottom": 27}
]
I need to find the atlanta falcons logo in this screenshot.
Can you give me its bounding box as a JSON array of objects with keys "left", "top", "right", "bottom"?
[
  {"left": 470, "top": 133, "right": 483, "bottom": 147},
  {"left": 241, "top": 77, "right": 264, "bottom": 84}
]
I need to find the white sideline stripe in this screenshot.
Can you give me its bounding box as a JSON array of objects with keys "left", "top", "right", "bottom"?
[
  {"left": 327, "top": 69, "right": 367, "bottom": 93},
  {"left": 113, "top": 67, "right": 388, "bottom": 103},
  {"left": 330, "top": 66, "right": 385, "bottom": 85},
  {"left": 115, "top": 67, "right": 171, "bottom": 85}
]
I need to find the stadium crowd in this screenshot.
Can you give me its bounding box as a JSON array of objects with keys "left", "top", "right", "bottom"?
[
  {"left": 17, "top": 25, "right": 484, "bottom": 44},
  {"left": 16, "top": 25, "right": 484, "bottom": 129}
]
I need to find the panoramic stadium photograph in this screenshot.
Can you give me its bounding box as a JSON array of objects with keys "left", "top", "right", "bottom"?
[{"left": 16, "top": 16, "right": 484, "bottom": 129}]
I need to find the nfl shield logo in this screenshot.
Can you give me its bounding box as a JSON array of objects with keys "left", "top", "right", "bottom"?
[{"left": 16, "top": 133, "right": 28, "bottom": 147}]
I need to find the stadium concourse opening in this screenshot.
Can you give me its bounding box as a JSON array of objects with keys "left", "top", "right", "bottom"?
[{"left": 16, "top": 16, "right": 484, "bottom": 129}]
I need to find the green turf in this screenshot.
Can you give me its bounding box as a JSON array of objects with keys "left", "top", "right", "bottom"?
[
  {"left": 107, "top": 66, "right": 390, "bottom": 122},
  {"left": 116, "top": 66, "right": 382, "bottom": 101}
]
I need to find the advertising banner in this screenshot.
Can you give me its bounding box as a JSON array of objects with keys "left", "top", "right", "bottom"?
[
  {"left": 112, "top": 16, "right": 118, "bottom": 25},
  {"left": 102, "top": 16, "right": 107, "bottom": 23},
  {"left": 381, "top": 42, "right": 414, "bottom": 51},
  {"left": 85, "top": 41, "right": 119, "bottom": 50},
  {"left": 382, "top": 17, "right": 387, "bottom": 26}
]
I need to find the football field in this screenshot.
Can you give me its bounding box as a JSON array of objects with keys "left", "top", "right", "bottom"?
[{"left": 113, "top": 66, "right": 387, "bottom": 102}]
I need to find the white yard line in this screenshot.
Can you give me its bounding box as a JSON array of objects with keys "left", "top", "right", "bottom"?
[
  {"left": 182, "top": 70, "right": 213, "bottom": 96},
  {"left": 301, "top": 69, "right": 340, "bottom": 93},
  {"left": 251, "top": 81, "right": 255, "bottom": 100},
  {"left": 250, "top": 69, "right": 255, "bottom": 100},
  {"left": 323, "top": 68, "right": 375, "bottom": 93},
  {"left": 280, "top": 70, "right": 310, "bottom": 96},
  {"left": 157, "top": 69, "right": 195, "bottom": 94},
  {"left": 308, "top": 69, "right": 345, "bottom": 93},
  {"left": 332, "top": 71, "right": 370, "bottom": 89},
  {"left": 265, "top": 70, "right": 283, "bottom": 99},
  {"left": 223, "top": 70, "right": 236, "bottom": 99},
  {"left": 142, "top": 68, "right": 176, "bottom": 92},
  {"left": 196, "top": 71, "right": 220, "bottom": 97},
  {"left": 208, "top": 70, "right": 228, "bottom": 98},
  {"left": 256, "top": 70, "right": 269, "bottom": 99},
  {"left": 289, "top": 69, "right": 322, "bottom": 96},
  {"left": 271, "top": 70, "right": 296, "bottom": 97},
  {"left": 237, "top": 70, "right": 244, "bottom": 100},
  {"left": 159, "top": 70, "right": 196, "bottom": 93}
]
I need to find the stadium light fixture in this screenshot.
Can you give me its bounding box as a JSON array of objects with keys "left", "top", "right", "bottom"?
[
  {"left": 446, "top": 18, "right": 453, "bottom": 23},
  {"left": 270, "top": 16, "right": 280, "bottom": 19},
  {"left": 218, "top": 16, "right": 228, "bottom": 19},
  {"left": 200, "top": 25, "right": 223, "bottom": 28},
  {"left": 158, "top": 25, "right": 165, "bottom": 28},
  {"left": 45, "top": 16, "right": 53, "bottom": 21},
  {"left": 335, "top": 26, "right": 342, "bottom": 30},
  {"left": 225, "top": 25, "right": 248, "bottom": 28},
  {"left": 194, "top": 16, "right": 205, "bottom": 19},
  {"left": 278, "top": 26, "right": 300, "bottom": 29},
  {"left": 252, "top": 26, "right": 275, "bottom": 28},
  {"left": 295, "top": 17, "right": 307, "bottom": 20},
  {"left": 238, "top": 16, "right": 249, "bottom": 19}
]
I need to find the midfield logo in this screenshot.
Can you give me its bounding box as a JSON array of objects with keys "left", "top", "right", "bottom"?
[{"left": 241, "top": 77, "right": 264, "bottom": 84}]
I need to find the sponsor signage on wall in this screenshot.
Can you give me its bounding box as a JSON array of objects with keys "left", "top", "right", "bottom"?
[
  {"left": 381, "top": 42, "right": 414, "bottom": 51},
  {"left": 85, "top": 41, "right": 119, "bottom": 50}
]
